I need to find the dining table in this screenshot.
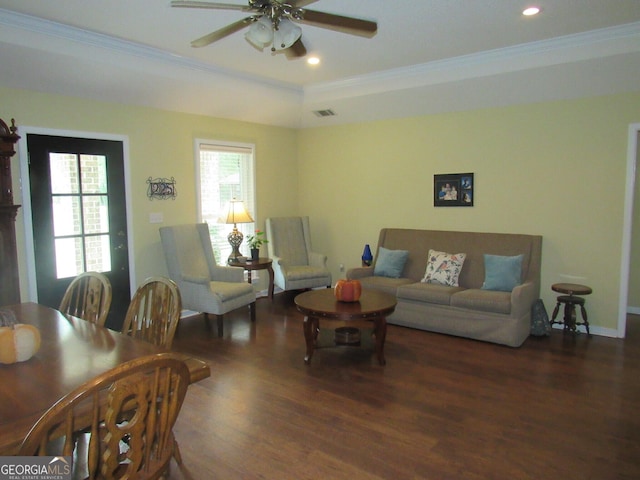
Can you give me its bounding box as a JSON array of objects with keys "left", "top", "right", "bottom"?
[{"left": 0, "top": 302, "right": 210, "bottom": 455}]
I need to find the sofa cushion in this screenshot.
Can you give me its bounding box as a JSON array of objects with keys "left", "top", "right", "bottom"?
[
  {"left": 374, "top": 247, "right": 409, "bottom": 278},
  {"left": 397, "top": 282, "right": 466, "bottom": 306},
  {"left": 482, "top": 254, "right": 523, "bottom": 292},
  {"left": 451, "top": 288, "right": 512, "bottom": 314},
  {"left": 422, "top": 249, "right": 466, "bottom": 286},
  {"left": 360, "top": 276, "right": 414, "bottom": 296}
]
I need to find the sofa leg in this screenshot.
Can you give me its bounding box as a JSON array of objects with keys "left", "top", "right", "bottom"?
[{"left": 250, "top": 302, "right": 256, "bottom": 322}]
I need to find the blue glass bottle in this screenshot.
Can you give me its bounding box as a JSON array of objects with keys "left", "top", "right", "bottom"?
[{"left": 361, "top": 244, "right": 373, "bottom": 267}]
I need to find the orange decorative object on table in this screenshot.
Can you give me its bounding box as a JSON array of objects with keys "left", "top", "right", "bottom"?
[
  {"left": 334, "top": 279, "right": 362, "bottom": 302},
  {"left": 0, "top": 324, "right": 41, "bottom": 364}
]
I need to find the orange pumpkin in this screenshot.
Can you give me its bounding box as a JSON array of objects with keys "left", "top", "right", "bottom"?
[
  {"left": 0, "top": 324, "right": 41, "bottom": 364},
  {"left": 334, "top": 279, "right": 362, "bottom": 302}
]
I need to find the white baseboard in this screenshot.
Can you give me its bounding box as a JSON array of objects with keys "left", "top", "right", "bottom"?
[
  {"left": 550, "top": 323, "right": 619, "bottom": 338},
  {"left": 628, "top": 306, "right": 640, "bottom": 315}
]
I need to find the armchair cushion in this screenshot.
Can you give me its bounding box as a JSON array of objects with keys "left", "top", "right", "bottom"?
[
  {"left": 210, "top": 281, "right": 253, "bottom": 301},
  {"left": 284, "top": 265, "right": 330, "bottom": 281}
]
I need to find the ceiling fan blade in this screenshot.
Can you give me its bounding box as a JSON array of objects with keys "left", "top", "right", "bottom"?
[
  {"left": 170, "top": 1, "right": 252, "bottom": 11},
  {"left": 285, "top": 38, "right": 307, "bottom": 59},
  {"left": 191, "top": 16, "right": 254, "bottom": 47},
  {"left": 289, "top": 0, "right": 320, "bottom": 7},
  {"left": 297, "top": 9, "right": 377, "bottom": 37}
]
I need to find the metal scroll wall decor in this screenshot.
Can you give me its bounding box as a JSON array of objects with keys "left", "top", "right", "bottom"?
[{"left": 147, "top": 177, "right": 177, "bottom": 200}]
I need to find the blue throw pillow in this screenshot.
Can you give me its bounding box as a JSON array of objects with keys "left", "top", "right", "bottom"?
[
  {"left": 482, "top": 254, "right": 524, "bottom": 292},
  {"left": 374, "top": 247, "right": 409, "bottom": 278}
]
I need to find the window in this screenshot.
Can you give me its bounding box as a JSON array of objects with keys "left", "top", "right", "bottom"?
[
  {"left": 50, "top": 153, "right": 111, "bottom": 278},
  {"left": 196, "top": 140, "right": 256, "bottom": 264}
]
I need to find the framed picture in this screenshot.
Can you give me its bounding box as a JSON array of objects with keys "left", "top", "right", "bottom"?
[{"left": 434, "top": 173, "right": 474, "bottom": 207}]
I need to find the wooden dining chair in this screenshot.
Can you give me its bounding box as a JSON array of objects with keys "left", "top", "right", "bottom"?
[
  {"left": 19, "top": 352, "right": 190, "bottom": 479},
  {"left": 121, "top": 276, "right": 182, "bottom": 350},
  {"left": 59, "top": 271, "right": 112, "bottom": 327},
  {"left": 120, "top": 276, "right": 184, "bottom": 467}
]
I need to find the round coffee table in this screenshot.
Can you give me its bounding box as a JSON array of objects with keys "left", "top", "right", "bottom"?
[{"left": 294, "top": 289, "right": 397, "bottom": 365}]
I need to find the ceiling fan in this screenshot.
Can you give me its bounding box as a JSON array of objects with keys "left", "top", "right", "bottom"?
[{"left": 170, "top": 0, "right": 377, "bottom": 58}]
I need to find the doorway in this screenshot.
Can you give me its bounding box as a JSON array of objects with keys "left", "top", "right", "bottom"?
[
  {"left": 23, "top": 133, "right": 131, "bottom": 330},
  {"left": 620, "top": 123, "right": 640, "bottom": 337}
]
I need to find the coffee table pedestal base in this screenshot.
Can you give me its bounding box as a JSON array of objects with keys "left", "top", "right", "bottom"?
[{"left": 303, "top": 315, "right": 387, "bottom": 366}]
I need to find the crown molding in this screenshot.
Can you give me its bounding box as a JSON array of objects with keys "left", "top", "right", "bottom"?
[
  {"left": 304, "top": 21, "right": 640, "bottom": 104},
  {"left": 0, "top": 7, "right": 301, "bottom": 94}
]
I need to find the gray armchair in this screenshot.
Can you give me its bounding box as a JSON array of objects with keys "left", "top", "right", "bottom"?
[
  {"left": 159, "top": 223, "right": 256, "bottom": 336},
  {"left": 265, "top": 216, "right": 332, "bottom": 292}
]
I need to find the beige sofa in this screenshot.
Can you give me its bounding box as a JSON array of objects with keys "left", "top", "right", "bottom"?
[{"left": 347, "top": 229, "right": 542, "bottom": 347}]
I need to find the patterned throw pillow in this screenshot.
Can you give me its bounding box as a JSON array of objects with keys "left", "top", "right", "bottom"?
[{"left": 422, "top": 249, "right": 467, "bottom": 286}]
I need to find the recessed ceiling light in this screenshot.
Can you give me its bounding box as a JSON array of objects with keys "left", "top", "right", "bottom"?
[
  {"left": 307, "top": 56, "right": 320, "bottom": 66},
  {"left": 522, "top": 6, "right": 541, "bottom": 16}
]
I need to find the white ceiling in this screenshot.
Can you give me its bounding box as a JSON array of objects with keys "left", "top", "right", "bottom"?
[{"left": 1, "top": 0, "right": 639, "bottom": 128}]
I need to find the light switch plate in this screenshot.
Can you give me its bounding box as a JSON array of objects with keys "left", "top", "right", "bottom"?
[{"left": 149, "top": 212, "right": 163, "bottom": 224}]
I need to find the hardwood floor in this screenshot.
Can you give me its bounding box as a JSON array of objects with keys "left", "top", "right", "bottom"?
[{"left": 167, "top": 293, "right": 640, "bottom": 480}]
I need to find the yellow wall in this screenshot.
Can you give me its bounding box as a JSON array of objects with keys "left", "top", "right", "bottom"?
[
  {"left": 1, "top": 87, "right": 297, "bottom": 295},
  {"left": 298, "top": 93, "right": 640, "bottom": 333},
  {"left": 2, "top": 85, "right": 639, "bottom": 334}
]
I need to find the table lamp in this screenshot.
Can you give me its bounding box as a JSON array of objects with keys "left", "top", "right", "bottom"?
[{"left": 224, "top": 199, "right": 254, "bottom": 264}]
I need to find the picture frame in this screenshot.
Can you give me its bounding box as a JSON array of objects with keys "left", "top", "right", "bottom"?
[{"left": 434, "top": 173, "right": 474, "bottom": 207}]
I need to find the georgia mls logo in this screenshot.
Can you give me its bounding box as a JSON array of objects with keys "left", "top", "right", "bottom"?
[
  {"left": 48, "top": 457, "right": 70, "bottom": 473},
  {"left": 0, "top": 456, "right": 72, "bottom": 479}
]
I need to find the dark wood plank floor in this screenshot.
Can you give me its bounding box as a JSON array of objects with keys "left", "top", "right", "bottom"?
[{"left": 168, "top": 292, "right": 640, "bottom": 480}]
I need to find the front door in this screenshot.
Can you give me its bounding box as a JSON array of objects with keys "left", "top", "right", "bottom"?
[{"left": 27, "top": 134, "right": 130, "bottom": 330}]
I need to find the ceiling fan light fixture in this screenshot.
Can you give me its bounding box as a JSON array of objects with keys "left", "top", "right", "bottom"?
[
  {"left": 272, "top": 18, "right": 302, "bottom": 50},
  {"left": 246, "top": 15, "right": 273, "bottom": 47}
]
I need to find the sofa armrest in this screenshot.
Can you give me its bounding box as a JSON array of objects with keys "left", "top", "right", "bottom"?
[
  {"left": 510, "top": 281, "right": 537, "bottom": 318},
  {"left": 212, "top": 265, "right": 245, "bottom": 283},
  {"left": 347, "top": 266, "right": 374, "bottom": 280},
  {"left": 308, "top": 251, "right": 328, "bottom": 268}
]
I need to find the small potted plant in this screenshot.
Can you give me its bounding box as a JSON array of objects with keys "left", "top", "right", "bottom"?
[{"left": 246, "top": 230, "right": 268, "bottom": 261}]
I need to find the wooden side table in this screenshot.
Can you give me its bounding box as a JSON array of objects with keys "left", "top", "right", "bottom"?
[
  {"left": 230, "top": 257, "right": 274, "bottom": 300},
  {"left": 550, "top": 283, "right": 592, "bottom": 336}
]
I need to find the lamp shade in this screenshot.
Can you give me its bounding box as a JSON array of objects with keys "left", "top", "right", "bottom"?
[
  {"left": 246, "top": 16, "right": 273, "bottom": 48},
  {"left": 224, "top": 199, "right": 254, "bottom": 225},
  {"left": 273, "top": 18, "right": 302, "bottom": 50}
]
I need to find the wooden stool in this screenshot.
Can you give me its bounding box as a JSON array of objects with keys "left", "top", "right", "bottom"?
[{"left": 550, "top": 283, "right": 592, "bottom": 336}]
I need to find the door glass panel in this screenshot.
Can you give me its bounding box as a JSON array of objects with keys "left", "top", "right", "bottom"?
[
  {"left": 85, "top": 235, "right": 111, "bottom": 272},
  {"left": 55, "top": 237, "right": 84, "bottom": 279},
  {"left": 80, "top": 155, "right": 107, "bottom": 194},
  {"left": 52, "top": 196, "right": 82, "bottom": 236},
  {"left": 82, "top": 196, "right": 109, "bottom": 234},
  {"left": 50, "top": 153, "right": 80, "bottom": 194},
  {"left": 48, "top": 151, "right": 112, "bottom": 279}
]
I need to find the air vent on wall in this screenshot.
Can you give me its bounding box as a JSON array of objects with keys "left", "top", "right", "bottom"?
[{"left": 313, "top": 109, "right": 336, "bottom": 118}]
